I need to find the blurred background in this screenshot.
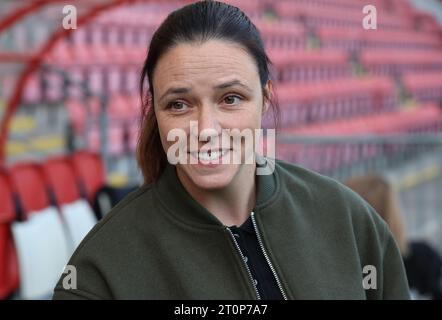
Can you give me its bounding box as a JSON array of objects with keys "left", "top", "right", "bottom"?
[{"left": 0, "top": 0, "right": 441, "bottom": 300}]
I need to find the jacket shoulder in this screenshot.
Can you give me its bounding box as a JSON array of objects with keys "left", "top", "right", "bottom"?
[
  {"left": 53, "top": 184, "right": 156, "bottom": 299},
  {"left": 81, "top": 184, "right": 153, "bottom": 246},
  {"left": 274, "top": 159, "right": 390, "bottom": 241}
]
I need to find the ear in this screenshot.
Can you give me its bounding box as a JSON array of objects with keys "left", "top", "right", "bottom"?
[{"left": 262, "top": 79, "right": 273, "bottom": 114}]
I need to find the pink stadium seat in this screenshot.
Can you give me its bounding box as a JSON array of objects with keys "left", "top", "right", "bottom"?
[
  {"left": 22, "top": 74, "right": 42, "bottom": 105},
  {"left": 278, "top": 104, "right": 441, "bottom": 168},
  {"left": 42, "top": 157, "right": 81, "bottom": 206},
  {"left": 273, "top": 1, "right": 412, "bottom": 30},
  {"left": 9, "top": 163, "right": 50, "bottom": 218},
  {"left": 109, "top": 95, "right": 131, "bottom": 119},
  {"left": 45, "top": 71, "right": 64, "bottom": 103},
  {"left": 129, "top": 125, "right": 139, "bottom": 152},
  {"left": 66, "top": 99, "right": 87, "bottom": 134},
  {"left": 71, "top": 151, "right": 106, "bottom": 202},
  {"left": 317, "top": 25, "right": 441, "bottom": 51},
  {"left": 361, "top": 50, "right": 442, "bottom": 76},
  {"left": 71, "top": 45, "right": 96, "bottom": 65},
  {"left": 0, "top": 170, "right": 19, "bottom": 299},
  {"left": 268, "top": 49, "right": 350, "bottom": 82},
  {"left": 283, "top": 103, "right": 441, "bottom": 136},
  {"left": 44, "top": 42, "right": 74, "bottom": 65},
  {"left": 87, "top": 125, "right": 125, "bottom": 156},
  {"left": 89, "top": 67, "right": 104, "bottom": 93}
]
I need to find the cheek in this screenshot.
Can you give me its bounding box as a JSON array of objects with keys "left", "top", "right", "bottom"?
[
  {"left": 229, "top": 109, "right": 262, "bottom": 130},
  {"left": 156, "top": 114, "right": 190, "bottom": 151}
]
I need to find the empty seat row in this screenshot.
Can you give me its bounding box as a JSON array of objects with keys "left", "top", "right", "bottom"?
[
  {"left": 268, "top": 49, "right": 351, "bottom": 83},
  {"left": 273, "top": 1, "right": 414, "bottom": 30},
  {"left": 282, "top": 103, "right": 442, "bottom": 136},
  {"left": 402, "top": 73, "right": 442, "bottom": 103},
  {"left": 360, "top": 49, "right": 442, "bottom": 76},
  {"left": 276, "top": 103, "right": 442, "bottom": 172},
  {"left": 317, "top": 26, "right": 442, "bottom": 51},
  {"left": 267, "top": 76, "right": 397, "bottom": 128},
  {"left": 8, "top": 151, "right": 105, "bottom": 216},
  {"left": 0, "top": 151, "right": 106, "bottom": 299}
]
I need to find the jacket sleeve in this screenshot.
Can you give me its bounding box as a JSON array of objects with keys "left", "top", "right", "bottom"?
[
  {"left": 52, "top": 265, "right": 111, "bottom": 300},
  {"left": 52, "top": 250, "right": 113, "bottom": 300},
  {"left": 53, "top": 288, "right": 101, "bottom": 300},
  {"left": 381, "top": 230, "right": 411, "bottom": 299}
]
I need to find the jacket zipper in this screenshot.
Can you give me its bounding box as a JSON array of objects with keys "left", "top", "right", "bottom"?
[
  {"left": 226, "top": 227, "right": 261, "bottom": 300},
  {"left": 251, "top": 211, "right": 288, "bottom": 300}
]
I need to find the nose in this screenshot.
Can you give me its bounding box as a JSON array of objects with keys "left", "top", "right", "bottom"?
[{"left": 196, "top": 104, "right": 222, "bottom": 143}]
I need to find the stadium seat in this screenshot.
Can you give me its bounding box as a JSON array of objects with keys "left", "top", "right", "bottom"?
[
  {"left": 60, "top": 199, "right": 97, "bottom": 254},
  {"left": 9, "top": 163, "right": 51, "bottom": 219},
  {"left": 42, "top": 157, "right": 81, "bottom": 206},
  {"left": 11, "top": 207, "right": 70, "bottom": 299},
  {"left": 0, "top": 170, "right": 19, "bottom": 299},
  {"left": 87, "top": 125, "right": 125, "bottom": 156},
  {"left": 71, "top": 151, "right": 106, "bottom": 202}
]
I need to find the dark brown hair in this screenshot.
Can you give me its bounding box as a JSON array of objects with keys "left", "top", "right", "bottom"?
[
  {"left": 344, "top": 174, "right": 408, "bottom": 255},
  {"left": 137, "top": 0, "right": 280, "bottom": 184}
]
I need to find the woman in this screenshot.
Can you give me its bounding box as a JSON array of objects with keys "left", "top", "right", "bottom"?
[
  {"left": 345, "top": 174, "right": 442, "bottom": 300},
  {"left": 53, "top": 0, "right": 410, "bottom": 299}
]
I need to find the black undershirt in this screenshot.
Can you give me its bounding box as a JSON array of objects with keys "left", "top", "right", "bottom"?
[{"left": 229, "top": 217, "right": 284, "bottom": 300}]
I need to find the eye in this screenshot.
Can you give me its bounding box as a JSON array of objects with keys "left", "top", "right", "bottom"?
[
  {"left": 167, "top": 101, "right": 188, "bottom": 112},
  {"left": 223, "top": 95, "right": 243, "bottom": 105}
]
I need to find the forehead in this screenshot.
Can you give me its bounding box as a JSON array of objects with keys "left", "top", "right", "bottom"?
[{"left": 153, "top": 40, "right": 260, "bottom": 91}]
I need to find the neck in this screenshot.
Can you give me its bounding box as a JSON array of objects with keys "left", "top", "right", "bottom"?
[{"left": 177, "top": 164, "right": 257, "bottom": 227}]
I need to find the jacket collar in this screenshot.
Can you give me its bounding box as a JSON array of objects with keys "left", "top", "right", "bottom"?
[{"left": 153, "top": 157, "right": 279, "bottom": 228}]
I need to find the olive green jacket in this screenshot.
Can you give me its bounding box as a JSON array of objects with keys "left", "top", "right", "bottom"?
[{"left": 53, "top": 159, "right": 410, "bottom": 299}]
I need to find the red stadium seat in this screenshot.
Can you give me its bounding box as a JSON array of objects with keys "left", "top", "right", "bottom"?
[
  {"left": 71, "top": 151, "right": 106, "bottom": 202},
  {"left": 9, "top": 163, "right": 50, "bottom": 218},
  {"left": 42, "top": 157, "right": 81, "bottom": 206},
  {"left": 0, "top": 170, "right": 19, "bottom": 299}
]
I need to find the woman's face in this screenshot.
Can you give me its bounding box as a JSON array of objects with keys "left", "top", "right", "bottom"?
[{"left": 153, "top": 39, "right": 270, "bottom": 191}]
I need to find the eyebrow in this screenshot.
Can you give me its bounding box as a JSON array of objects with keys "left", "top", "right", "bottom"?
[{"left": 158, "top": 80, "right": 252, "bottom": 103}]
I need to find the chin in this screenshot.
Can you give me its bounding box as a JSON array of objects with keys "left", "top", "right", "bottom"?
[{"left": 177, "top": 163, "right": 239, "bottom": 191}]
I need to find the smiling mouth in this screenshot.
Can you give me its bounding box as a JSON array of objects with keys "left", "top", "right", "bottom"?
[{"left": 188, "top": 149, "right": 231, "bottom": 161}]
